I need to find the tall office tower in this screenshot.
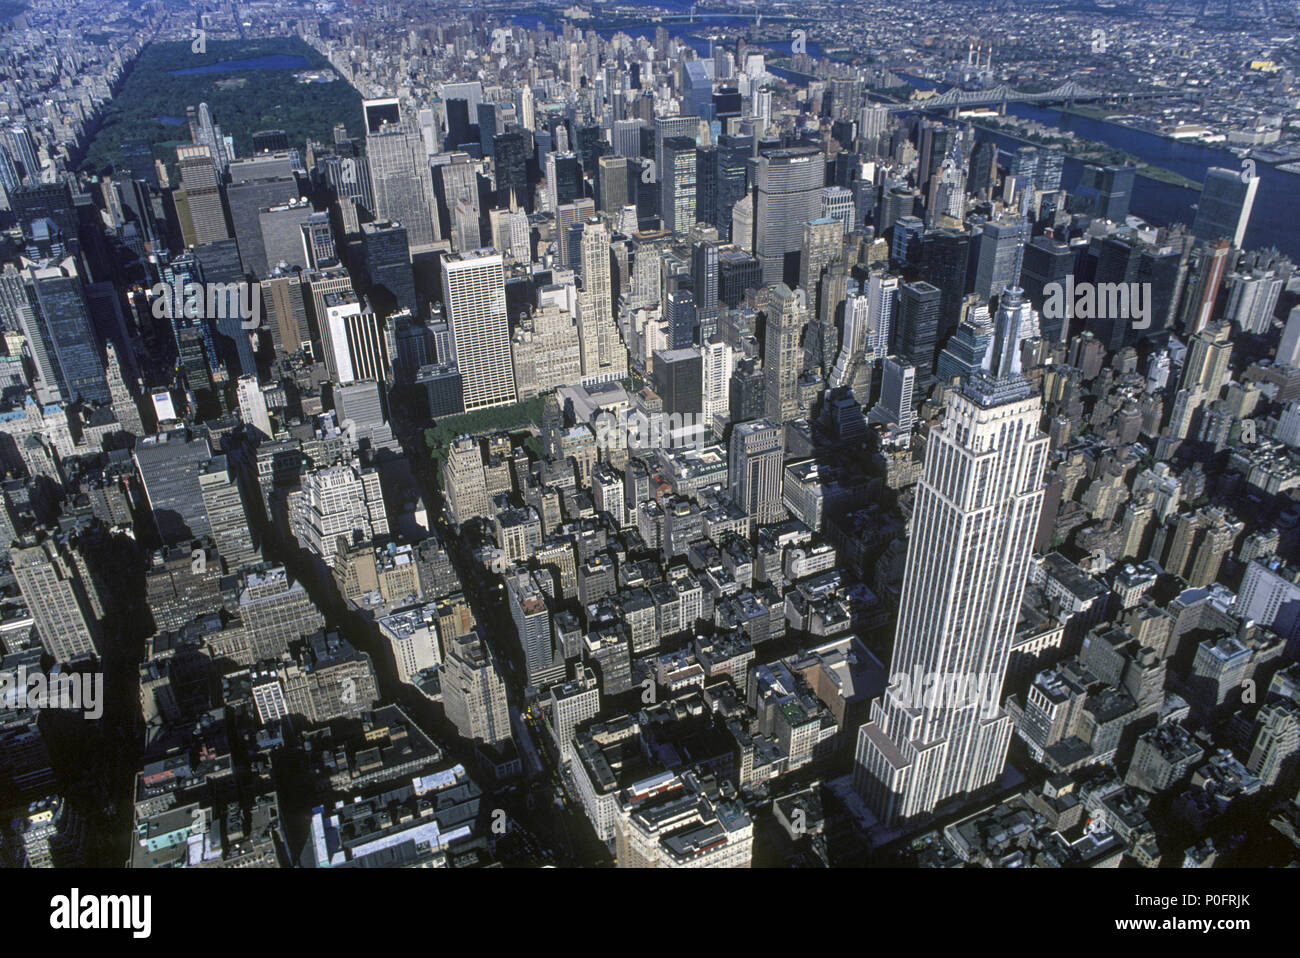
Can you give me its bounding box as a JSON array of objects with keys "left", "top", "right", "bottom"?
[
  {"left": 692, "top": 239, "right": 720, "bottom": 314},
  {"left": 879, "top": 184, "right": 919, "bottom": 236},
  {"left": 237, "top": 374, "right": 273, "bottom": 441},
  {"left": 666, "top": 277, "right": 697, "bottom": 349},
  {"left": 508, "top": 568, "right": 564, "bottom": 688},
  {"left": 1181, "top": 320, "right": 1233, "bottom": 399},
  {"left": 260, "top": 269, "right": 310, "bottom": 356},
  {"left": 856, "top": 286, "right": 1049, "bottom": 826},
  {"left": 917, "top": 120, "right": 959, "bottom": 200},
  {"left": 1246, "top": 701, "right": 1300, "bottom": 787},
  {"left": 801, "top": 217, "right": 844, "bottom": 312},
  {"left": 134, "top": 429, "right": 214, "bottom": 545},
  {"left": 702, "top": 337, "right": 735, "bottom": 432},
  {"left": 598, "top": 154, "right": 629, "bottom": 214},
  {"left": 864, "top": 271, "right": 900, "bottom": 361},
  {"left": 870, "top": 357, "right": 917, "bottom": 432},
  {"left": 360, "top": 220, "right": 416, "bottom": 313},
  {"left": 199, "top": 455, "right": 258, "bottom": 571},
  {"left": 1020, "top": 235, "right": 1074, "bottom": 339},
  {"left": 714, "top": 133, "right": 752, "bottom": 240},
  {"left": 441, "top": 251, "right": 516, "bottom": 410},
  {"left": 436, "top": 155, "right": 480, "bottom": 240},
  {"left": 919, "top": 228, "right": 972, "bottom": 341},
  {"left": 443, "top": 99, "right": 472, "bottom": 152},
  {"left": 518, "top": 288, "right": 583, "bottom": 392},
  {"left": 761, "top": 284, "right": 806, "bottom": 423},
  {"left": 821, "top": 186, "right": 855, "bottom": 236},
  {"left": 1181, "top": 239, "right": 1232, "bottom": 336},
  {"left": 189, "top": 102, "right": 230, "bottom": 172},
  {"left": 442, "top": 632, "right": 512, "bottom": 746},
  {"left": 660, "top": 136, "right": 697, "bottom": 237},
  {"left": 614, "top": 119, "right": 645, "bottom": 158},
  {"left": 0, "top": 124, "right": 39, "bottom": 183},
  {"left": 444, "top": 436, "right": 491, "bottom": 526},
  {"left": 653, "top": 347, "right": 704, "bottom": 417},
  {"left": 936, "top": 302, "right": 994, "bottom": 385},
  {"left": 731, "top": 194, "right": 754, "bottom": 252},
  {"left": 546, "top": 151, "right": 582, "bottom": 214},
  {"left": 1009, "top": 146, "right": 1040, "bottom": 190},
  {"left": 891, "top": 215, "right": 926, "bottom": 267},
  {"left": 718, "top": 247, "right": 761, "bottom": 307},
  {"left": 1193, "top": 167, "right": 1259, "bottom": 249},
  {"left": 971, "top": 217, "right": 1026, "bottom": 302},
  {"left": 751, "top": 147, "right": 825, "bottom": 287},
  {"left": 492, "top": 129, "right": 530, "bottom": 208},
  {"left": 303, "top": 211, "right": 338, "bottom": 268},
  {"left": 175, "top": 145, "right": 231, "bottom": 246},
  {"left": 104, "top": 341, "right": 143, "bottom": 438},
  {"left": 895, "top": 280, "right": 942, "bottom": 383},
  {"left": 1278, "top": 306, "right": 1300, "bottom": 367},
  {"left": 19, "top": 258, "right": 110, "bottom": 404},
  {"left": 1073, "top": 164, "right": 1136, "bottom": 222},
  {"left": 364, "top": 99, "right": 440, "bottom": 251},
  {"left": 321, "top": 291, "right": 389, "bottom": 384},
  {"left": 1035, "top": 148, "right": 1064, "bottom": 192},
  {"left": 968, "top": 138, "right": 999, "bottom": 198},
  {"left": 695, "top": 145, "right": 718, "bottom": 229},
  {"left": 1225, "top": 267, "right": 1283, "bottom": 335},
  {"left": 12, "top": 539, "right": 101, "bottom": 663},
  {"left": 729, "top": 417, "right": 785, "bottom": 524},
  {"left": 224, "top": 154, "right": 298, "bottom": 277},
  {"left": 578, "top": 218, "right": 627, "bottom": 383},
  {"left": 555, "top": 198, "right": 596, "bottom": 268},
  {"left": 289, "top": 461, "right": 390, "bottom": 567}
]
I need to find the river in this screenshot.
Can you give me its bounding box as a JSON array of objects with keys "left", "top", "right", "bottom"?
[{"left": 903, "top": 75, "right": 1298, "bottom": 258}]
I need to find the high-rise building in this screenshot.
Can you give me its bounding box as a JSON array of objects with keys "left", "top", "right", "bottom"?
[
  {"left": 870, "top": 357, "right": 916, "bottom": 432},
  {"left": 597, "top": 154, "right": 629, "bottom": 214},
  {"left": 1073, "top": 164, "right": 1135, "bottom": 222},
  {"left": 442, "top": 632, "right": 512, "bottom": 746},
  {"left": 442, "top": 251, "right": 516, "bottom": 410},
  {"left": 751, "top": 147, "right": 825, "bottom": 287},
  {"left": 1192, "top": 167, "right": 1259, "bottom": 249},
  {"left": 761, "top": 284, "right": 806, "bottom": 423},
  {"left": 133, "top": 429, "right": 214, "bottom": 546},
  {"left": 546, "top": 151, "right": 581, "bottom": 214},
  {"left": 856, "top": 286, "right": 1049, "bottom": 826},
  {"left": 895, "top": 280, "right": 941, "bottom": 383},
  {"left": 661, "top": 136, "right": 697, "bottom": 237},
  {"left": 12, "top": 538, "right": 101, "bottom": 663},
  {"left": 728, "top": 418, "right": 785, "bottom": 525},
  {"left": 508, "top": 568, "right": 564, "bottom": 688},
  {"left": 364, "top": 99, "right": 440, "bottom": 251},
  {"left": 20, "top": 257, "right": 110, "bottom": 404},
  {"left": 577, "top": 219, "right": 626, "bottom": 383},
  {"left": 1181, "top": 320, "right": 1233, "bottom": 399},
  {"left": 288, "top": 461, "right": 390, "bottom": 567},
  {"left": 175, "top": 145, "right": 230, "bottom": 246},
  {"left": 199, "top": 455, "right": 258, "bottom": 571},
  {"left": 360, "top": 220, "right": 417, "bottom": 314}
]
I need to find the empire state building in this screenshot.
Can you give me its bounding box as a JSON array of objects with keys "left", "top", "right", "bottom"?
[{"left": 855, "top": 287, "right": 1049, "bottom": 827}]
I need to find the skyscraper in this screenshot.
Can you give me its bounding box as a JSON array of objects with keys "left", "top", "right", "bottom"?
[
  {"left": 20, "top": 257, "right": 110, "bottom": 404},
  {"left": 728, "top": 418, "right": 785, "bottom": 525},
  {"left": 751, "top": 147, "right": 825, "bottom": 287},
  {"left": 13, "top": 538, "right": 101, "bottom": 663},
  {"left": 442, "top": 250, "right": 517, "bottom": 410},
  {"left": 364, "top": 98, "right": 440, "bottom": 251},
  {"left": 761, "top": 284, "right": 806, "bottom": 423},
  {"left": 175, "top": 145, "right": 231, "bottom": 246},
  {"left": 855, "top": 286, "right": 1049, "bottom": 826},
  {"left": 1192, "top": 166, "right": 1259, "bottom": 249},
  {"left": 895, "top": 280, "right": 941, "bottom": 383},
  {"left": 577, "top": 218, "right": 626, "bottom": 383},
  {"left": 660, "top": 136, "right": 697, "bottom": 237}
]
